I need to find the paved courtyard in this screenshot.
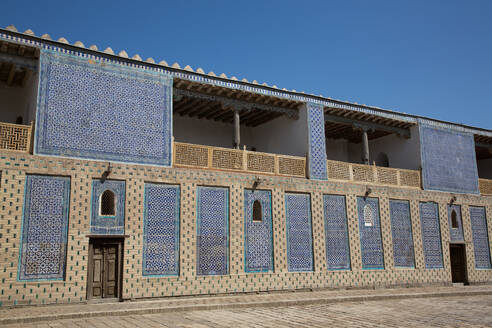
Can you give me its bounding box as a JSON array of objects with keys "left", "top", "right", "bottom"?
[{"left": 4, "top": 294, "right": 492, "bottom": 328}]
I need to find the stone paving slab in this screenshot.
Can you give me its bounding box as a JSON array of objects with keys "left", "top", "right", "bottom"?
[{"left": 1, "top": 285, "right": 492, "bottom": 325}]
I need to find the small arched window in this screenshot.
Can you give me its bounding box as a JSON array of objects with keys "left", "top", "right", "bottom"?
[
  {"left": 451, "top": 209, "right": 458, "bottom": 229},
  {"left": 363, "top": 204, "right": 373, "bottom": 227},
  {"left": 252, "top": 200, "right": 262, "bottom": 222},
  {"left": 100, "top": 189, "right": 116, "bottom": 216},
  {"left": 376, "top": 152, "right": 389, "bottom": 167}
]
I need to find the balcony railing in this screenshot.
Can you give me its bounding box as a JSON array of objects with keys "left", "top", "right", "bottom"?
[
  {"left": 0, "top": 122, "right": 33, "bottom": 153},
  {"left": 479, "top": 179, "right": 492, "bottom": 195},
  {"left": 326, "top": 159, "right": 421, "bottom": 189},
  {"left": 173, "top": 142, "right": 306, "bottom": 178}
]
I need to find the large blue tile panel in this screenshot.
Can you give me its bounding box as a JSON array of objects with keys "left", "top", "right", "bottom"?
[
  {"left": 389, "top": 200, "right": 415, "bottom": 268},
  {"left": 419, "top": 123, "right": 479, "bottom": 194},
  {"left": 143, "top": 183, "right": 180, "bottom": 276},
  {"left": 35, "top": 49, "right": 173, "bottom": 166},
  {"left": 357, "top": 197, "right": 384, "bottom": 270},
  {"left": 90, "top": 180, "right": 126, "bottom": 235},
  {"left": 19, "top": 175, "right": 71, "bottom": 281},
  {"left": 307, "top": 103, "right": 327, "bottom": 180},
  {"left": 448, "top": 204, "right": 464, "bottom": 242},
  {"left": 285, "top": 193, "right": 314, "bottom": 272},
  {"left": 196, "top": 186, "right": 229, "bottom": 276},
  {"left": 469, "top": 206, "right": 491, "bottom": 269},
  {"left": 419, "top": 202, "right": 443, "bottom": 269},
  {"left": 323, "top": 194, "right": 351, "bottom": 270},
  {"left": 244, "top": 189, "right": 273, "bottom": 273}
]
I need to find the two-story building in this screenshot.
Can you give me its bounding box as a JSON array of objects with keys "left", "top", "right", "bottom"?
[{"left": 0, "top": 24, "right": 491, "bottom": 306}]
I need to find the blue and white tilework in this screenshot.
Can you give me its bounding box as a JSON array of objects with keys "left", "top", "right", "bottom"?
[
  {"left": 307, "top": 103, "right": 327, "bottom": 180},
  {"left": 448, "top": 204, "right": 464, "bottom": 243},
  {"left": 357, "top": 197, "right": 384, "bottom": 270},
  {"left": 469, "top": 206, "right": 491, "bottom": 269},
  {"left": 90, "top": 180, "right": 126, "bottom": 235},
  {"left": 419, "top": 202, "right": 443, "bottom": 269},
  {"left": 285, "top": 193, "right": 314, "bottom": 272},
  {"left": 419, "top": 123, "right": 479, "bottom": 194},
  {"left": 244, "top": 189, "right": 273, "bottom": 273},
  {"left": 196, "top": 186, "right": 229, "bottom": 276},
  {"left": 35, "top": 49, "right": 173, "bottom": 166},
  {"left": 143, "top": 183, "right": 180, "bottom": 276},
  {"left": 19, "top": 175, "right": 70, "bottom": 281},
  {"left": 389, "top": 200, "right": 415, "bottom": 268},
  {"left": 323, "top": 194, "right": 351, "bottom": 270}
]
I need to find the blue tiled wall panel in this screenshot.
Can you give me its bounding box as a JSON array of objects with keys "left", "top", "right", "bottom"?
[
  {"left": 419, "top": 202, "right": 444, "bottom": 269},
  {"left": 285, "top": 193, "right": 314, "bottom": 272},
  {"left": 469, "top": 206, "right": 492, "bottom": 269},
  {"left": 357, "top": 197, "right": 384, "bottom": 270},
  {"left": 196, "top": 186, "right": 229, "bottom": 276},
  {"left": 323, "top": 194, "right": 351, "bottom": 270},
  {"left": 419, "top": 123, "right": 479, "bottom": 194},
  {"left": 448, "top": 204, "right": 464, "bottom": 242},
  {"left": 19, "top": 175, "right": 71, "bottom": 281},
  {"left": 244, "top": 189, "right": 273, "bottom": 273},
  {"left": 143, "top": 184, "right": 180, "bottom": 276},
  {"left": 389, "top": 200, "right": 415, "bottom": 268},
  {"left": 307, "top": 103, "right": 327, "bottom": 180},
  {"left": 90, "top": 180, "right": 126, "bottom": 235},
  {"left": 35, "top": 49, "right": 173, "bottom": 166}
]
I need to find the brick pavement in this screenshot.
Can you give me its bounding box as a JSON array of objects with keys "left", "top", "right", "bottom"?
[{"left": 1, "top": 285, "right": 492, "bottom": 326}]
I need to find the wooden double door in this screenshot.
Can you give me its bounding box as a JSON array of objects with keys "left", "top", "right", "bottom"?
[
  {"left": 449, "top": 244, "right": 467, "bottom": 284},
  {"left": 88, "top": 239, "right": 123, "bottom": 299}
]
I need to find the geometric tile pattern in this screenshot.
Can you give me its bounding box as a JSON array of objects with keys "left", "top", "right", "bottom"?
[
  {"left": 90, "top": 180, "right": 126, "bottom": 235},
  {"left": 35, "top": 50, "right": 173, "bottom": 166},
  {"left": 448, "top": 204, "right": 464, "bottom": 243},
  {"left": 357, "top": 197, "right": 384, "bottom": 269},
  {"left": 196, "top": 186, "right": 229, "bottom": 276},
  {"left": 19, "top": 175, "right": 71, "bottom": 281},
  {"left": 285, "top": 193, "right": 314, "bottom": 272},
  {"left": 469, "top": 206, "right": 492, "bottom": 269},
  {"left": 142, "top": 183, "right": 180, "bottom": 276},
  {"left": 419, "top": 202, "right": 444, "bottom": 269},
  {"left": 307, "top": 103, "right": 327, "bottom": 180},
  {"left": 419, "top": 123, "right": 479, "bottom": 194},
  {"left": 389, "top": 200, "right": 415, "bottom": 268},
  {"left": 244, "top": 189, "right": 273, "bottom": 273},
  {"left": 323, "top": 194, "right": 351, "bottom": 270}
]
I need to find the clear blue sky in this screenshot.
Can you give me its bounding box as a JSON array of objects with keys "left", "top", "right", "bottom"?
[{"left": 2, "top": 1, "right": 491, "bottom": 129}]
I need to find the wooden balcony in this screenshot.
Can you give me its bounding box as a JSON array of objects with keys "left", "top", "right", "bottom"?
[
  {"left": 326, "top": 159, "right": 421, "bottom": 189},
  {"left": 0, "top": 122, "right": 33, "bottom": 153},
  {"left": 173, "top": 142, "right": 306, "bottom": 178}
]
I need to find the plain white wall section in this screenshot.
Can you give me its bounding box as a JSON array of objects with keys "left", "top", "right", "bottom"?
[
  {"left": 0, "top": 72, "right": 38, "bottom": 124},
  {"left": 326, "top": 138, "right": 350, "bottom": 162},
  {"left": 477, "top": 158, "right": 492, "bottom": 179}
]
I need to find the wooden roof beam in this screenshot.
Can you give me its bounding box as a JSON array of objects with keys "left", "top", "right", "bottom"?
[{"left": 324, "top": 113, "right": 411, "bottom": 138}]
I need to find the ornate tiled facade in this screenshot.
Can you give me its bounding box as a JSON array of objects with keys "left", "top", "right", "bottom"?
[
  {"left": 196, "top": 186, "right": 229, "bottom": 276},
  {"left": 307, "top": 103, "right": 327, "bottom": 180},
  {"left": 419, "top": 202, "right": 444, "bottom": 269},
  {"left": 90, "top": 179, "right": 126, "bottom": 235},
  {"left": 285, "top": 193, "right": 314, "bottom": 272},
  {"left": 357, "top": 197, "right": 384, "bottom": 269},
  {"left": 420, "top": 123, "right": 479, "bottom": 194},
  {"left": 143, "top": 183, "right": 180, "bottom": 276},
  {"left": 244, "top": 189, "right": 273, "bottom": 273},
  {"left": 323, "top": 194, "right": 351, "bottom": 270},
  {"left": 36, "top": 50, "right": 173, "bottom": 166},
  {"left": 469, "top": 206, "right": 491, "bottom": 269},
  {"left": 448, "top": 204, "right": 464, "bottom": 242},
  {"left": 389, "top": 200, "right": 415, "bottom": 268},
  {"left": 19, "top": 175, "right": 70, "bottom": 281}
]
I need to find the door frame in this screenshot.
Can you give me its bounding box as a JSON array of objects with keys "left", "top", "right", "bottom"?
[
  {"left": 87, "top": 236, "right": 124, "bottom": 300},
  {"left": 449, "top": 243, "right": 468, "bottom": 285}
]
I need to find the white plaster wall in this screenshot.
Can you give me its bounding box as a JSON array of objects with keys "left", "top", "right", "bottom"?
[
  {"left": 0, "top": 72, "right": 38, "bottom": 124},
  {"left": 366, "top": 126, "right": 421, "bottom": 170},
  {"left": 477, "top": 158, "right": 492, "bottom": 179},
  {"left": 326, "top": 138, "right": 350, "bottom": 162}
]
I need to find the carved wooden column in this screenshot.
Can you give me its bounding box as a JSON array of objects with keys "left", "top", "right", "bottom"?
[
  {"left": 234, "top": 110, "right": 240, "bottom": 149},
  {"left": 362, "top": 128, "right": 369, "bottom": 165}
]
